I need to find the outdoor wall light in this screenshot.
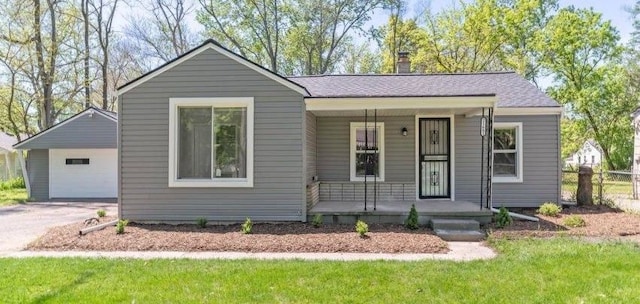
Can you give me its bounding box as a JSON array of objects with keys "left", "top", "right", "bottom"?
[{"left": 401, "top": 127, "right": 408, "bottom": 136}]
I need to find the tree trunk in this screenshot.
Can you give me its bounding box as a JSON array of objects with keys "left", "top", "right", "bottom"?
[{"left": 577, "top": 166, "right": 593, "bottom": 206}]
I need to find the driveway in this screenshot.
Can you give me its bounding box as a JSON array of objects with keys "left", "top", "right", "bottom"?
[{"left": 0, "top": 202, "right": 117, "bottom": 252}]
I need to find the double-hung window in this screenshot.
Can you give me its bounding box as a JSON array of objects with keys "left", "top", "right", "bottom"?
[
  {"left": 169, "top": 98, "right": 254, "bottom": 187},
  {"left": 493, "top": 122, "right": 523, "bottom": 183},
  {"left": 350, "top": 122, "right": 385, "bottom": 181}
]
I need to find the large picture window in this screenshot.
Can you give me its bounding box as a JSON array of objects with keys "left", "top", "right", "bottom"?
[
  {"left": 350, "top": 122, "right": 385, "bottom": 181},
  {"left": 493, "top": 122, "right": 523, "bottom": 183},
  {"left": 169, "top": 98, "right": 254, "bottom": 187}
]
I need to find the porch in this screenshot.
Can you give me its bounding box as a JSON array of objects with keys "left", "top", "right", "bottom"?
[{"left": 308, "top": 199, "right": 493, "bottom": 225}]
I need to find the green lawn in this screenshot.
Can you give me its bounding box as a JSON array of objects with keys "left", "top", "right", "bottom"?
[
  {"left": 1, "top": 238, "right": 640, "bottom": 303},
  {"left": 0, "top": 188, "right": 27, "bottom": 206}
]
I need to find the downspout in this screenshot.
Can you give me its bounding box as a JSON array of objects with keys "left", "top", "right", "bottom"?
[{"left": 16, "top": 150, "right": 31, "bottom": 197}]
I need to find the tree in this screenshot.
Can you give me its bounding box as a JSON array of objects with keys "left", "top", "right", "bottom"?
[
  {"left": 540, "top": 7, "right": 630, "bottom": 169},
  {"left": 340, "top": 41, "right": 381, "bottom": 74},
  {"left": 377, "top": 15, "right": 421, "bottom": 73},
  {"left": 125, "top": 0, "right": 197, "bottom": 69},
  {"left": 88, "top": 0, "right": 121, "bottom": 110},
  {"left": 198, "top": 0, "right": 288, "bottom": 73}
]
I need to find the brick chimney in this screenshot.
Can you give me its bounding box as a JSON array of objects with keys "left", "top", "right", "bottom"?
[{"left": 397, "top": 51, "right": 410, "bottom": 74}]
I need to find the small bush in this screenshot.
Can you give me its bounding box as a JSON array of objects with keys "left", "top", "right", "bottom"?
[
  {"left": 96, "top": 209, "right": 106, "bottom": 218},
  {"left": 355, "top": 220, "right": 369, "bottom": 237},
  {"left": 564, "top": 215, "right": 586, "bottom": 228},
  {"left": 115, "top": 219, "right": 129, "bottom": 234},
  {"left": 495, "top": 206, "right": 512, "bottom": 228},
  {"left": 405, "top": 204, "right": 419, "bottom": 230},
  {"left": 196, "top": 217, "right": 207, "bottom": 228},
  {"left": 0, "top": 177, "right": 25, "bottom": 190},
  {"left": 311, "top": 214, "right": 323, "bottom": 228},
  {"left": 241, "top": 217, "right": 253, "bottom": 234},
  {"left": 538, "top": 202, "right": 562, "bottom": 217}
]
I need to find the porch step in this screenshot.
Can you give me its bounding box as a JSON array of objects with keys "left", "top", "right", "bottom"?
[
  {"left": 434, "top": 229, "right": 485, "bottom": 242},
  {"left": 430, "top": 219, "right": 484, "bottom": 242},
  {"left": 430, "top": 219, "right": 480, "bottom": 231}
]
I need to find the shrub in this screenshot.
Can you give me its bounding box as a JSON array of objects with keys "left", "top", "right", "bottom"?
[
  {"left": 311, "top": 214, "right": 323, "bottom": 228},
  {"left": 355, "top": 220, "right": 369, "bottom": 237},
  {"left": 564, "top": 215, "right": 586, "bottom": 228},
  {"left": 96, "top": 209, "right": 106, "bottom": 218},
  {"left": 115, "top": 219, "right": 129, "bottom": 234},
  {"left": 405, "top": 204, "right": 419, "bottom": 230},
  {"left": 0, "top": 177, "right": 25, "bottom": 190},
  {"left": 241, "top": 217, "right": 253, "bottom": 234},
  {"left": 196, "top": 217, "right": 207, "bottom": 228},
  {"left": 537, "top": 202, "right": 562, "bottom": 217},
  {"left": 495, "top": 206, "right": 512, "bottom": 228}
]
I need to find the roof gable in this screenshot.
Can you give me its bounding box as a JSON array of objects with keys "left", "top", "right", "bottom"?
[
  {"left": 14, "top": 107, "right": 117, "bottom": 150},
  {"left": 117, "top": 39, "right": 309, "bottom": 96}
]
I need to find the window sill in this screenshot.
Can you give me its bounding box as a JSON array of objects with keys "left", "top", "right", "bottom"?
[
  {"left": 493, "top": 176, "right": 523, "bottom": 183},
  {"left": 169, "top": 179, "right": 253, "bottom": 188}
]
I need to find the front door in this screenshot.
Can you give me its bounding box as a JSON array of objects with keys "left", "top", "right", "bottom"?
[{"left": 419, "top": 118, "right": 450, "bottom": 198}]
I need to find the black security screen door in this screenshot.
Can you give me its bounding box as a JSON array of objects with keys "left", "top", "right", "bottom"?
[{"left": 419, "top": 118, "right": 451, "bottom": 198}]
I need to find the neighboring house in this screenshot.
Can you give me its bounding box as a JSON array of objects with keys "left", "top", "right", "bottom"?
[
  {"left": 0, "top": 132, "right": 22, "bottom": 181},
  {"left": 564, "top": 140, "right": 602, "bottom": 168},
  {"left": 13, "top": 107, "right": 118, "bottom": 200},
  {"left": 116, "top": 39, "right": 562, "bottom": 223}
]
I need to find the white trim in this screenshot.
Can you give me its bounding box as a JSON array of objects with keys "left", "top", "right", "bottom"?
[
  {"left": 349, "top": 122, "right": 385, "bottom": 182},
  {"left": 492, "top": 122, "right": 523, "bottom": 183},
  {"left": 466, "top": 107, "right": 562, "bottom": 117},
  {"left": 117, "top": 43, "right": 308, "bottom": 96},
  {"left": 306, "top": 96, "right": 496, "bottom": 111},
  {"left": 13, "top": 108, "right": 117, "bottom": 150},
  {"left": 168, "top": 97, "right": 254, "bottom": 188},
  {"left": 414, "top": 114, "right": 455, "bottom": 200}
]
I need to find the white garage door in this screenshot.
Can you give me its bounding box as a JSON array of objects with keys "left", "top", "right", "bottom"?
[{"left": 49, "top": 149, "right": 117, "bottom": 198}]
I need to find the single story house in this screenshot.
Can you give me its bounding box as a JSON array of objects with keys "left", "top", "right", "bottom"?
[
  {"left": 13, "top": 107, "right": 118, "bottom": 200},
  {"left": 116, "top": 39, "right": 562, "bottom": 223},
  {"left": 564, "top": 139, "right": 602, "bottom": 168},
  {"left": 0, "top": 132, "right": 22, "bottom": 181}
]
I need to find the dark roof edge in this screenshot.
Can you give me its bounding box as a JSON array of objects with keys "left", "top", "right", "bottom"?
[
  {"left": 287, "top": 71, "right": 516, "bottom": 79},
  {"left": 304, "top": 94, "right": 498, "bottom": 98},
  {"left": 117, "top": 39, "right": 310, "bottom": 96}
]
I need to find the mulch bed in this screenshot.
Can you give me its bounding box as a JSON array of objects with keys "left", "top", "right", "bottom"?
[
  {"left": 489, "top": 205, "right": 640, "bottom": 240},
  {"left": 27, "top": 218, "right": 449, "bottom": 254}
]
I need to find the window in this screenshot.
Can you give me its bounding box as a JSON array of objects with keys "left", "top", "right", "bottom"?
[
  {"left": 66, "top": 158, "right": 89, "bottom": 165},
  {"left": 169, "top": 98, "right": 254, "bottom": 187},
  {"left": 591, "top": 155, "right": 595, "bottom": 164},
  {"left": 493, "top": 122, "right": 523, "bottom": 183},
  {"left": 350, "top": 122, "right": 384, "bottom": 181}
]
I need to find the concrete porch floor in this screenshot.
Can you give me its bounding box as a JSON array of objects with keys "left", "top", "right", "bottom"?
[{"left": 308, "top": 200, "right": 493, "bottom": 225}]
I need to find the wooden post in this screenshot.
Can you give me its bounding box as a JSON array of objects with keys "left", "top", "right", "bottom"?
[{"left": 577, "top": 166, "right": 593, "bottom": 206}]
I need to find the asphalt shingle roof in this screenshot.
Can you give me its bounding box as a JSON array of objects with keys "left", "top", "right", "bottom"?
[{"left": 288, "top": 72, "right": 559, "bottom": 108}]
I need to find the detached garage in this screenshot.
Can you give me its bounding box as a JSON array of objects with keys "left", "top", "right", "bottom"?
[{"left": 13, "top": 107, "right": 117, "bottom": 200}]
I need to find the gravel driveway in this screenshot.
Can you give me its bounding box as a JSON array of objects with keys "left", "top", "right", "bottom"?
[{"left": 0, "top": 202, "right": 117, "bottom": 252}]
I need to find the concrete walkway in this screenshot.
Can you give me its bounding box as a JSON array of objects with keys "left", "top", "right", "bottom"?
[{"left": 0, "top": 242, "right": 496, "bottom": 261}]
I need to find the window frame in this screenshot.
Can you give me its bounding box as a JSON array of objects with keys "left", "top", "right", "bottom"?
[
  {"left": 168, "top": 97, "right": 254, "bottom": 188},
  {"left": 349, "top": 122, "right": 385, "bottom": 182},
  {"left": 492, "top": 122, "right": 523, "bottom": 183}
]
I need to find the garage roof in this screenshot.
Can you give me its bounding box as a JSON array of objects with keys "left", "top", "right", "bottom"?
[{"left": 14, "top": 107, "right": 117, "bottom": 150}]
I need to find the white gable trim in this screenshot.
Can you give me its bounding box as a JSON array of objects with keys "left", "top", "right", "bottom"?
[
  {"left": 117, "top": 43, "right": 308, "bottom": 96},
  {"left": 13, "top": 108, "right": 116, "bottom": 150}
]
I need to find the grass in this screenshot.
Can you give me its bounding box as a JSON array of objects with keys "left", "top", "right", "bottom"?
[
  {"left": 0, "top": 188, "right": 27, "bottom": 206},
  {"left": 562, "top": 179, "right": 633, "bottom": 196},
  {"left": 1, "top": 238, "right": 640, "bottom": 303}
]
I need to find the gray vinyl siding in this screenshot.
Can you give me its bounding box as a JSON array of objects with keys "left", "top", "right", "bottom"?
[
  {"left": 316, "top": 116, "right": 415, "bottom": 182},
  {"left": 27, "top": 149, "right": 49, "bottom": 200},
  {"left": 306, "top": 111, "right": 317, "bottom": 183},
  {"left": 16, "top": 114, "right": 116, "bottom": 149},
  {"left": 119, "top": 47, "right": 305, "bottom": 222},
  {"left": 455, "top": 114, "right": 561, "bottom": 207}
]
